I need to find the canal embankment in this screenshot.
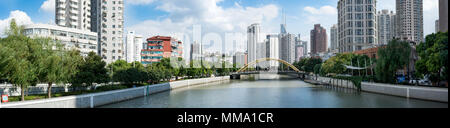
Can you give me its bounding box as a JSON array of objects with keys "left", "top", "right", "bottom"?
[
  {"left": 0, "top": 76, "right": 230, "bottom": 108},
  {"left": 305, "top": 76, "right": 448, "bottom": 103}
]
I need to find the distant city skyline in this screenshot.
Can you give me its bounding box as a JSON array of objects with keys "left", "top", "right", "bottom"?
[{"left": 0, "top": 0, "right": 441, "bottom": 55}]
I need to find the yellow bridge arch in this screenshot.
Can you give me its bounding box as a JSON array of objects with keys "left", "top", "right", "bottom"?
[{"left": 237, "top": 58, "right": 301, "bottom": 73}]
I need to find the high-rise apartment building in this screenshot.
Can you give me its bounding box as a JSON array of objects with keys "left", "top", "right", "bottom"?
[
  {"left": 310, "top": 24, "right": 327, "bottom": 55},
  {"left": 190, "top": 41, "right": 201, "bottom": 62},
  {"left": 279, "top": 33, "right": 296, "bottom": 64},
  {"left": 91, "top": 0, "right": 125, "bottom": 63},
  {"left": 438, "top": 0, "right": 448, "bottom": 32},
  {"left": 377, "top": 9, "right": 396, "bottom": 45},
  {"left": 55, "top": 0, "right": 92, "bottom": 31},
  {"left": 338, "top": 0, "right": 377, "bottom": 53},
  {"left": 233, "top": 52, "right": 246, "bottom": 68},
  {"left": 436, "top": 20, "right": 440, "bottom": 33},
  {"left": 56, "top": 0, "right": 125, "bottom": 63},
  {"left": 247, "top": 23, "right": 260, "bottom": 68},
  {"left": 330, "top": 24, "right": 338, "bottom": 51},
  {"left": 396, "top": 0, "right": 423, "bottom": 44},
  {"left": 266, "top": 34, "right": 280, "bottom": 68},
  {"left": 125, "top": 31, "right": 143, "bottom": 63}
]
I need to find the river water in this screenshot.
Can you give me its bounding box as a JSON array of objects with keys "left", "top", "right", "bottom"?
[{"left": 100, "top": 79, "right": 448, "bottom": 108}]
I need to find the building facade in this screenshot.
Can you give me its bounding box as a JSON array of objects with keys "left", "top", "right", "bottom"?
[
  {"left": 396, "top": 0, "right": 423, "bottom": 44},
  {"left": 279, "top": 33, "right": 296, "bottom": 64},
  {"left": 233, "top": 52, "right": 246, "bottom": 68},
  {"left": 190, "top": 41, "right": 201, "bottom": 62},
  {"left": 91, "top": 0, "right": 124, "bottom": 63},
  {"left": 247, "top": 23, "right": 261, "bottom": 68},
  {"left": 23, "top": 24, "right": 98, "bottom": 57},
  {"left": 439, "top": 0, "right": 448, "bottom": 32},
  {"left": 295, "top": 41, "right": 308, "bottom": 62},
  {"left": 141, "top": 36, "right": 183, "bottom": 65},
  {"left": 310, "top": 24, "right": 327, "bottom": 55},
  {"left": 377, "top": 9, "right": 396, "bottom": 45},
  {"left": 338, "top": 0, "right": 378, "bottom": 53},
  {"left": 330, "top": 24, "right": 338, "bottom": 51},
  {"left": 125, "top": 31, "right": 143, "bottom": 63},
  {"left": 55, "top": 0, "right": 92, "bottom": 31},
  {"left": 266, "top": 34, "right": 280, "bottom": 68}
]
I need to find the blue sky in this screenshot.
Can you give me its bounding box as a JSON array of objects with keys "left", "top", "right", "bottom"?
[{"left": 0, "top": 0, "right": 441, "bottom": 55}]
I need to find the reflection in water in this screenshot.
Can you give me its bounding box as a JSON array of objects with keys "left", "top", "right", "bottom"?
[{"left": 101, "top": 80, "right": 448, "bottom": 108}]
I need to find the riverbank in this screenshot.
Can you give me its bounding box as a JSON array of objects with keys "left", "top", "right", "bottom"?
[
  {"left": 0, "top": 76, "right": 230, "bottom": 108},
  {"left": 305, "top": 76, "right": 448, "bottom": 103}
]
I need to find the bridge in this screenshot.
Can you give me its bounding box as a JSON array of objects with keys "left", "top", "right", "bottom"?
[{"left": 230, "top": 58, "right": 307, "bottom": 80}]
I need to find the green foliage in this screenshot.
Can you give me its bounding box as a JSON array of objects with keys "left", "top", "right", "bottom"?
[
  {"left": 321, "top": 53, "right": 353, "bottom": 75},
  {"left": 416, "top": 32, "right": 448, "bottom": 85},
  {"left": 293, "top": 57, "right": 322, "bottom": 73},
  {"left": 332, "top": 76, "right": 362, "bottom": 90},
  {"left": 71, "top": 52, "right": 109, "bottom": 87},
  {"left": 0, "top": 19, "right": 43, "bottom": 100},
  {"left": 375, "top": 39, "right": 412, "bottom": 83}
]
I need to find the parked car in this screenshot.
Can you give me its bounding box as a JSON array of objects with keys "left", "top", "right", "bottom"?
[{"left": 419, "top": 79, "right": 432, "bottom": 86}]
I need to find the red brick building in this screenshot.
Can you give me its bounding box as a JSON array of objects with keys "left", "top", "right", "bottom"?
[
  {"left": 353, "top": 47, "right": 382, "bottom": 58},
  {"left": 141, "top": 36, "right": 183, "bottom": 65}
]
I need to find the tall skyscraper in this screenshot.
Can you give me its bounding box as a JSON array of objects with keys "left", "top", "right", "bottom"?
[
  {"left": 338, "top": 0, "right": 377, "bottom": 53},
  {"left": 190, "top": 41, "right": 201, "bottom": 62},
  {"left": 266, "top": 35, "right": 279, "bottom": 68},
  {"left": 279, "top": 34, "right": 296, "bottom": 64},
  {"left": 377, "top": 10, "right": 396, "bottom": 45},
  {"left": 247, "top": 23, "right": 260, "bottom": 68},
  {"left": 125, "top": 31, "right": 143, "bottom": 63},
  {"left": 396, "top": 0, "right": 423, "bottom": 44},
  {"left": 330, "top": 24, "right": 338, "bottom": 51},
  {"left": 310, "top": 24, "right": 327, "bottom": 55},
  {"left": 438, "top": 0, "right": 448, "bottom": 32},
  {"left": 256, "top": 41, "right": 267, "bottom": 68},
  {"left": 55, "top": 0, "right": 92, "bottom": 31},
  {"left": 91, "top": 0, "right": 125, "bottom": 63},
  {"left": 436, "top": 20, "right": 440, "bottom": 33}
]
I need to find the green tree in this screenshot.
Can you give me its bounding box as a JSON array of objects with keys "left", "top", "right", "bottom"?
[
  {"left": 0, "top": 19, "right": 41, "bottom": 101},
  {"left": 72, "top": 52, "right": 109, "bottom": 88},
  {"left": 375, "top": 39, "right": 411, "bottom": 83},
  {"left": 416, "top": 32, "right": 448, "bottom": 85}
]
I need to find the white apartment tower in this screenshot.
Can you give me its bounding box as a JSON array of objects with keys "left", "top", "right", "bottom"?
[
  {"left": 330, "top": 24, "right": 338, "bottom": 51},
  {"left": 396, "top": 0, "right": 423, "bottom": 44},
  {"left": 337, "top": 0, "right": 378, "bottom": 53},
  {"left": 92, "top": 0, "right": 125, "bottom": 64},
  {"left": 125, "top": 31, "right": 143, "bottom": 63},
  {"left": 55, "top": 0, "right": 92, "bottom": 30},
  {"left": 247, "top": 23, "right": 260, "bottom": 68},
  {"left": 377, "top": 9, "right": 396, "bottom": 45},
  {"left": 266, "top": 35, "right": 280, "bottom": 68}
]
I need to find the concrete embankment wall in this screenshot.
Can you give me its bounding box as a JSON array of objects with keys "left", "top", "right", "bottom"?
[
  {"left": 0, "top": 76, "right": 230, "bottom": 108},
  {"left": 313, "top": 76, "right": 357, "bottom": 89},
  {"left": 361, "top": 82, "right": 448, "bottom": 103},
  {"left": 309, "top": 76, "right": 447, "bottom": 102}
]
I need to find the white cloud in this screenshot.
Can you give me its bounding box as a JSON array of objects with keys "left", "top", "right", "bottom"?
[
  {"left": 126, "top": 0, "right": 157, "bottom": 5},
  {"left": 40, "top": 0, "right": 55, "bottom": 13},
  {"left": 304, "top": 6, "right": 337, "bottom": 15},
  {"left": 0, "top": 10, "right": 34, "bottom": 36},
  {"left": 128, "top": 0, "right": 278, "bottom": 47}
]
